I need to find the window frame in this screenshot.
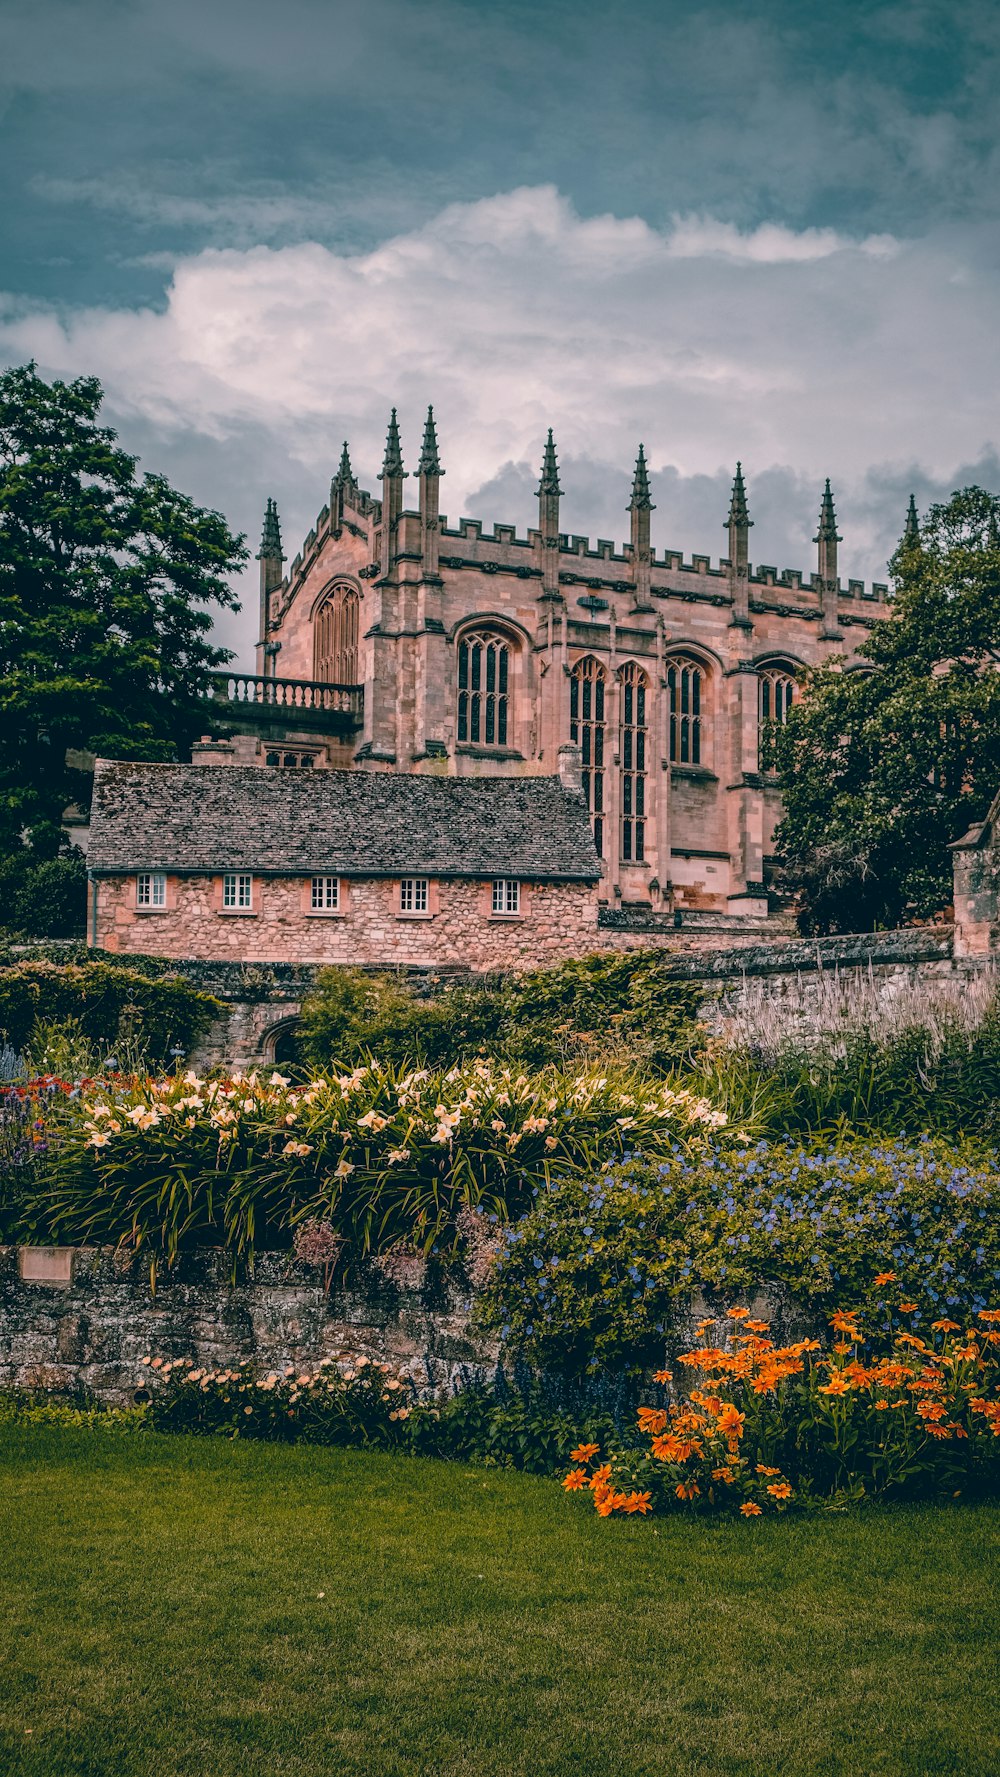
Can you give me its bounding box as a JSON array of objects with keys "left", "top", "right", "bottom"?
[
  {"left": 569, "top": 655, "right": 606, "bottom": 857},
  {"left": 457, "top": 630, "right": 512, "bottom": 750},
  {"left": 667, "top": 655, "right": 707, "bottom": 769},
  {"left": 398, "top": 877, "right": 431, "bottom": 918},
  {"left": 619, "top": 661, "right": 648, "bottom": 865},
  {"left": 309, "top": 875, "right": 341, "bottom": 914},
  {"left": 758, "top": 665, "right": 797, "bottom": 770},
  {"left": 135, "top": 871, "right": 167, "bottom": 911},
  {"left": 221, "top": 872, "right": 254, "bottom": 912},
  {"left": 491, "top": 879, "right": 521, "bottom": 917}
]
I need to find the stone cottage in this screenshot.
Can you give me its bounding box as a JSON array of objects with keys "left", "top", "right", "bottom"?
[{"left": 86, "top": 754, "right": 602, "bottom": 968}]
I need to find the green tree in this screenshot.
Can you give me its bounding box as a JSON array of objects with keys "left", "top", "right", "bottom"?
[
  {"left": 0, "top": 362, "right": 247, "bottom": 849},
  {"left": 772, "top": 487, "right": 1000, "bottom": 932}
]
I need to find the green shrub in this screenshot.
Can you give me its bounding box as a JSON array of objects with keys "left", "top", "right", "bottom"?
[
  {"left": 0, "top": 961, "right": 220, "bottom": 1068},
  {"left": 298, "top": 951, "right": 706, "bottom": 1075},
  {"left": 478, "top": 1139, "right": 1000, "bottom": 1375},
  {"left": 21, "top": 1061, "right": 730, "bottom": 1267},
  {"left": 0, "top": 850, "right": 88, "bottom": 940}
]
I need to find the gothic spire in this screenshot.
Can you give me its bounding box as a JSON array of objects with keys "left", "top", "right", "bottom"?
[
  {"left": 418, "top": 405, "right": 443, "bottom": 477},
  {"left": 257, "top": 497, "right": 283, "bottom": 560},
  {"left": 335, "top": 440, "right": 355, "bottom": 486},
  {"left": 628, "top": 444, "right": 654, "bottom": 512},
  {"left": 727, "top": 462, "right": 752, "bottom": 530},
  {"left": 815, "top": 478, "right": 842, "bottom": 544},
  {"left": 903, "top": 493, "right": 920, "bottom": 547},
  {"left": 381, "top": 408, "right": 406, "bottom": 479},
  {"left": 537, "top": 428, "right": 562, "bottom": 497}
]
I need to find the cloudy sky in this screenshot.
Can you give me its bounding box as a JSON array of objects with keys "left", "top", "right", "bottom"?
[{"left": 2, "top": 0, "right": 999, "bottom": 663}]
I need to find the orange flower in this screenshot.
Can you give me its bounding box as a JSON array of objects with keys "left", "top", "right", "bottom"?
[
  {"left": 622, "top": 1491, "right": 653, "bottom": 1515},
  {"left": 745, "top": 1319, "right": 771, "bottom": 1334},
  {"left": 716, "top": 1404, "right": 745, "bottom": 1448},
  {"left": 589, "top": 1464, "right": 612, "bottom": 1491},
  {"left": 740, "top": 1501, "right": 763, "bottom": 1517},
  {"left": 916, "top": 1401, "right": 948, "bottom": 1422},
  {"left": 711, "top": 1466, "right": 735, "bottom": 1483},
  {"left": 766, "top": 1482, "right": 793, "bottom": 1500},
  {"left": 653, "top": 1369, "right": 673, "bottom": 1383},
  {"left": 594, "top": 1491, "right": 616, "bottom": 1516},
  {"left": 873, "top": 1271, "right": 897, "bottom": 1286},
  {"left": 899, "top": 1302, "right": 918, "bottom": 1313},
  {"left": 562, "top": 1470, "right": 588, "bottom": 1491},
  {"left": 818, "top": 1373, "right": 853, "bottom": 1396},
  {"left": 675, "top": 1480, "right": 700, "bottom": 1501},
  {"left": 930, "top": 1319, "right": 961, "bottom": 1333},
  {"left": 976, "top": 1308, "right": 1000, "bottom": 1323},
  {"left": 830, "top": 1310, "right": 861, "bottom": 1335},
  {"left": 727, "top": 1307, "right": 751, "bottom": 1320},
  {"left": 570, "top": 1443, "right": 600, "bottom": 1464},
  {"left": 636, "top": 1408, "right": 668, "bottom": 1436},
  {"left": 654, "top": 1435, "right": 703, "bottom": 1463},
  {"left": 755, "top": 1464, "right": 781, "bottom": 1476}
]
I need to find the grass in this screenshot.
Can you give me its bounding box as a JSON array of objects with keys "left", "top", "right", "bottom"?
[{"left": 1, "top": 1429, "right": 999, "bottom": 1777}]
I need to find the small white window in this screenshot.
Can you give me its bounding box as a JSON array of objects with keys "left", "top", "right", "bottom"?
[
  {"left": 399, "top": 878, "right": 429, "bottom": 914},
  {"left": 136, "top": 872, "right": 166, "bottom": 908},
  {"left": 223, "top": 873, "right": 253, "bottom": 910},
  {"left": 492, "top": 879, "right": 520, "bottom": 916},
  {"left": 311, "top": 876, "right": 340, "bottom": 911}
]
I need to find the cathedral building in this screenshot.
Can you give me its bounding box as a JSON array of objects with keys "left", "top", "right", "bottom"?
[{"left": 217, "top": 410, "right": 893, "bottom": 918}]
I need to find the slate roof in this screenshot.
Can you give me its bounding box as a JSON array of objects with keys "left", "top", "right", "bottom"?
[{"left": 88, "top": 761, "right": 601, "bottom": 882}]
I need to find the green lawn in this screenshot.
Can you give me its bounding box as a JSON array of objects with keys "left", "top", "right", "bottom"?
[{"left": 1, "top": 1428, "right": 998, "bottom": 1777}]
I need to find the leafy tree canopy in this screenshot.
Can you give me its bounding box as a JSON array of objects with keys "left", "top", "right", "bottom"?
[
  {"left": 772, "top": 487, "right": 1000, "bottom": 932},
  {"left": 0, "top": 363, "right": 247, "bottom": 850}
]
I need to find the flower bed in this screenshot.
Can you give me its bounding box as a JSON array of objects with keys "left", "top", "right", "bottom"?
[
  {"left": 17, "top": 1062, "right": 728, "bottom": 1269},
  {"left": 480, "top": 1138, "right": 1000, "bottom": 1374},
  {"left": 562, "top": 1301, "right": 1000, "bottom": 1517}
]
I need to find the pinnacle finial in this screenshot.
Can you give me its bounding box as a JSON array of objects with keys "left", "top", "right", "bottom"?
[
  {"left": 257, "top": 496, "right": 283, "bottom": 560},
  {"left": 903, "top": 493, "right": 920, "bottom": 546},
  {"left": 418, "top": 405, "right": 443, "bottom": 477},
  {"left": 537, "top": 428, "right": 562, "bottom": 497},
  {"left": 726, "top": 461, "right": 752, "bottom": 530},
  {"left": 335, "top": 440, "right": 355, "bottom": 486},
  {"left": 381, "top": 408, "right": 406, "bottom": 479},
  {"left": 629, "top": 443, "right": 655, "bottom": 512},
  {"left": 814, "top": 478, "right": 842, "bottom": 545}
]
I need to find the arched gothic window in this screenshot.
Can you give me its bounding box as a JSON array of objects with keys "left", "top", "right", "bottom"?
[
  {"left": 619, "top": 662, "right": 648, "bottom": 863},
  {"left": 758, "top": 666, "right": 796, "bottom": 727},
  {"left": 569, "top": 657, "right": 606, "bottom": 856},
  {"left": 667, "top": 657, "right": 705, "bottom": 766},
  {"left": 457, "top": 631, "right": 510, "bottom": 746},
  {"left": 313, "top": 584, "right": 360, "bottom": 684},
  {"left": 758, "top": 663, "right": 797, "bottom": 770}
]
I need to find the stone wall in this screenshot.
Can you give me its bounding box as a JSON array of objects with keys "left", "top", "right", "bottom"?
[
  {"left": 0, "top": 1246, "right": 493, "bottom": 1404},
  {"left": 95, "top": 873, "right": 601, "bottom": 970},
  {"left": 0, "top": 1246, "right": 800, "bottom": 1406},
  {"left": 172, "top": 923, "right": 968, "bottom": 1068}
]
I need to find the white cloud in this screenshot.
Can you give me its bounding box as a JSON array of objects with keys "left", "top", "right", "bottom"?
[
  {"left": 1, "top": 184, "right": 996, "bottom": 663},
  {"left": 665, "top": 216, "right": 899, "bottom": 262}
]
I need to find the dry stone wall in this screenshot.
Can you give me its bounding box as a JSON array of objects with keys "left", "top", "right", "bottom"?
[{"left": 0, "top": 1246, "right": 494, "bottom": 1404}]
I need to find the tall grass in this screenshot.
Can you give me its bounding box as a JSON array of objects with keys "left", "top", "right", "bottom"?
[{"left": 692, "top": 964, "right": 1000, "bottom": 1140}]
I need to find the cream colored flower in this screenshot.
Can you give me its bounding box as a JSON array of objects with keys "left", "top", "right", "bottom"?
[{"left": 334, "top": 1157, "right": 355, "bottom": 1178}]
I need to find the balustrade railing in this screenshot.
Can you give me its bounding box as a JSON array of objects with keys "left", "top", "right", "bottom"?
[{"left": 207, "top": 671, "right": 363, "bottom": 723}]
